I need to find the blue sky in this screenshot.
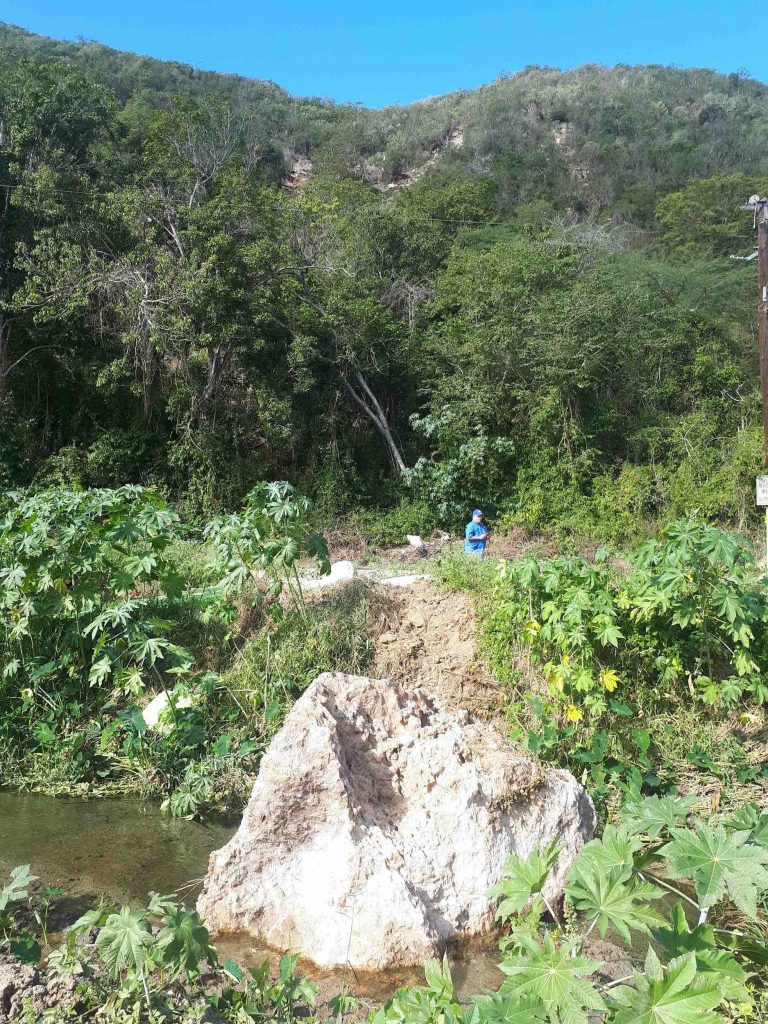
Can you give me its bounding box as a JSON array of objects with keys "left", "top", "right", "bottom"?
[{"left": 5, "top": 1, "right": 767, "bottom": 107}]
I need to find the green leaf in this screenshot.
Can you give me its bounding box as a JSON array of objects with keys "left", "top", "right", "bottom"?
[
  {"left": 468, "top": 992, "right": 547, "bottom": 1023},
  {"left": 279, "top": 951, "right": 300, "bottom": 982},
  {"left": 33, "top": 722, "right": 56, "bottom": 747},
  {"left": 118, "top": 707, "right": 147, "bottom": 735},
  {"left": 593, "top": 620, "right": 623, "bottom": 646},
  {"left": 88, "top": 656, "right": 113, "bottom": 687},
  {"left": 652, "top": 903, "right": 750, "bottom": 1003},
  {"left": 72, "top": 904, "right": 113, "bottom": 934},
  {"left": 608, "top": 699, "right": 634, "bottom": 717},
  {"left": 2, "top": 659, "right": 20, "bottom": 679},
  {"left": 10, "top": 931, "right": 41, "bottom": 965},
  {"left": 499, "top": 933, "right": 605, "bottom": 1024},
  {"left": 222, "top": 958, "right": 244, "bottom": 982},
  {"left": 155, "top": 907, "right": 214, "bottom": 978},
  {"left": 610, "top": 949, "right": 724, "bottom": 1024},
  {"left": 622, "top": 794, "right": 698, "bottom": 839},
  {"left": 715, "top": 931, "right": 768, "bottom": 970},
  {"left": 489, "top": 841, "right": 560, "bottom": 921},
  {"left": 662, "top": 823, "right": 768, "bottom": 917},
  {"left": 723, "top": 803, "right": 768, "bottom": 848},
  {"left": 566, "top": 862, "right": 665, "bottom": 942},
  {"left": 572, "top": 824, "right": 644, "bottom": 875},
  {"left": 0, "top": 865, "right": 37, "bottom": 912},
  {"left": 95, "top": 906, "right": 154, "bottom": 977},
  {"left": 212, "top": 734, "right": 232, "bottom": 758},
  {"left": 424, "top": 956, "right": 455, "bottom": 1002}
]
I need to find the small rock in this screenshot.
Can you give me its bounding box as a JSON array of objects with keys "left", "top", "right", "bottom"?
[
  {"left": 300, "top": 560, "right": 356, "bottom": 592},
  {"left": 142, "top": 690, "right": 193, "bottom": 729},
  {"left": 380, "top": 574, "right": 433, "bottom": 587},
  {"left": 404, "top": 609, "right": 426, "bottom": 628},
  {"left": 406, "top": 535, "right": 427, "bottom": 552}
]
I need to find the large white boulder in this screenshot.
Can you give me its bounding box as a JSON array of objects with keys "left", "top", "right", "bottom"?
[{"left": 197, "top": 672, "right": 595, "bottom": 969}]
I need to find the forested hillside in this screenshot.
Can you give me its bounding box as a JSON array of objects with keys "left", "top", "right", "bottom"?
[
  {"left": 2, "top": 26, "right": 768, "bottom": 1022},
  {"left": 1, "top": 23, "right": 768, "bottom": 536}
]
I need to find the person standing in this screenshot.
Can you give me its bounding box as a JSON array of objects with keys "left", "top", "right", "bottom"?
[{"left": 464, "top": 509, "right": 489, "bottom": 558}]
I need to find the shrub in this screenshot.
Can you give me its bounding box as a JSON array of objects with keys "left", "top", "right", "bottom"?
[
  {"left": 374, "top": 793, "right": 768, "bottom": 1024},
  {"left": 489, "top": 518, "right": 768, "bottom": 725},
  {"left": 344, "top": 498, "right": 440, "bottom": 548},
  {"left": 205, "top": 481, "right": 329, "bottom": 610},
  {"left": 0, "top": 485, "right": 193, "bottom": 699}
]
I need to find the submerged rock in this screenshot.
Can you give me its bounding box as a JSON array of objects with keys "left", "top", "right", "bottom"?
[{"left": 198, "top": 672, "right": 595, "bottom": 969}]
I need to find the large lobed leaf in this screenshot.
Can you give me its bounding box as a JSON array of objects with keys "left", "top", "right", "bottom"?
[
  {"left": 499, "top": 933, "right": 605, "bottom": 1024},
  {"left": 610, "top": 948, "right": 725, "bottom": 1024},
  {"left": 652, "top": 903, "right": 750, "bottom": 1003},
  {"left": 0, "top": 865, "right": 37, "bottom": 912},
  {"left": 489, "top": 841, "right": 560, "bottom": 922},
  {"left": 662, "top": 822, "right": 768, "bottom": 917},
  {"left": 95, "top": 906, "right": 155, "bottom": 977},
  {"left": 566, "top": 862, "right": 666, "bottom": 942}
]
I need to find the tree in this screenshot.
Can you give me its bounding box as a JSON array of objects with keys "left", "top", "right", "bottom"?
[{"left": 656, "top": 173, "right": 768, "bottom": 258}]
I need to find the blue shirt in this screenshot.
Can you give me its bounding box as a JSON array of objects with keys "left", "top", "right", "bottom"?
[{"left": 465, "top": 520, "right": 488, "bottom": 553}]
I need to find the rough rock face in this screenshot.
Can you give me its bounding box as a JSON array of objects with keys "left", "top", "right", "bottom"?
[
  {"left": 0, "top": 954, "right": 37, "bottom": 1022},
  {"left": 198, "top": 673, "right": 595, "bottom": 969}
]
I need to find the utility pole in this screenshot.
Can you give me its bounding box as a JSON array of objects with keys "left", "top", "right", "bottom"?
[
  {"left": 741, "top": 195, "right": 768, "bottom": 463},
  {"left": 742, "top": 196, "right": 768, "bottom": 562},
  {"left": 757, "top": 199, "right": 768, "bottom": 465}
]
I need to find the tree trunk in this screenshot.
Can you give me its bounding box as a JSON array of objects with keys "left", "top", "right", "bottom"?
[
  {"left": 0, "top": 315, "right": 10, "bottom": 408},
  {"left": 343, "top": 371, "right": 407, "bottom": 474},
  {"left": 199, "top": 342, "right": 233, "bottom": 410}
]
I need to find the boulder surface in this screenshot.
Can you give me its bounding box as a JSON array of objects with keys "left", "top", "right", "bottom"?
[{"left": 197, "top": 672, "right": 595, "bottom": 969}]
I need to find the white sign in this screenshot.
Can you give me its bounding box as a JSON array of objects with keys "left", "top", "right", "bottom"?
[{"left": 757, "top": 476, "right": 768, "bottom": 506}]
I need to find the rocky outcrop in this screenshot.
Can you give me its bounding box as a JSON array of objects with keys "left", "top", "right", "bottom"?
[
  {"left": 284, "top": 153, "right": 313, "bottom": 189},
  {"left": 198, "top": 672, "right": 595, "bottom": 969}
]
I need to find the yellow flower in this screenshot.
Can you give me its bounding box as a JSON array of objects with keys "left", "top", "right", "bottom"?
[
  {"left": 600, "top": 668, "right": 620, "bottom": 692},
  {"left": 565, "top": 704, "right": 583, "bottom": 723}
]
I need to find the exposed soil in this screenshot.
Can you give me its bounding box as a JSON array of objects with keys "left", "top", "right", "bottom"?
[
  {"left": 327, "top": 525, "right": 556, "bottom": 567},
  {"left": 369, "top": 581, "right": 500, "bottom": 717}
]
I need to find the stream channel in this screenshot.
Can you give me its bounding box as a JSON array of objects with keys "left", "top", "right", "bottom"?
[{"left": 0, "top": 792, "right": 503, "bottom": 1003}]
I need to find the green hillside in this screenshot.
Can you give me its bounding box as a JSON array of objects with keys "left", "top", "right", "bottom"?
[
  {"left": 1, "top": 29, "right": 767, "bottom": 1023},
  {"left": 0, "top": 23, "right": 767, "bottom": 534},
  {"left": 3, "top": 22, "right": 768, "bottom": 219}
]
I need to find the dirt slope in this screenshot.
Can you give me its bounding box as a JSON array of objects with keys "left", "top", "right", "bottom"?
[{"left": 370, "top": 581, "right": 500, "bottom": 717}]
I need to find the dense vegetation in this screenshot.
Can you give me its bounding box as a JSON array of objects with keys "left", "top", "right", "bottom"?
[
  {"left": 0, "top": 24, "right": 767, "bottom": 536},
  {"left": 0, "top": 22, "right": 767, "bottom": 1024},
  {"left": 3, "top": 791, "right": 768, "bottom": 1020}
]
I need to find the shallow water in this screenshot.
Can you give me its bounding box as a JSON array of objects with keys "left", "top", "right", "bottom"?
[
  {"left": 214, "top": 933, "right": 504, "bottom": 1004},
  {"left": 0, "top": 791, "right": 503, "bottom": 1002},
  {"left": 0, "top": 791, "right": 235, "bottom": 905}
]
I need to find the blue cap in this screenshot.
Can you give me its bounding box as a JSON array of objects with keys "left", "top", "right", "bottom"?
[{"left": 472, "top": 508, "right": 484, "bottom": 517}]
